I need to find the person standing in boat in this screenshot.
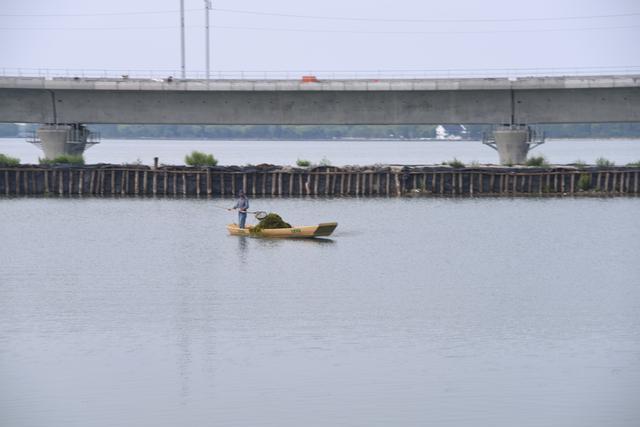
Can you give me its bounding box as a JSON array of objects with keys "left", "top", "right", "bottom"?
[{"left": 229, "top": 190, "right": 249, "bottom": 229}]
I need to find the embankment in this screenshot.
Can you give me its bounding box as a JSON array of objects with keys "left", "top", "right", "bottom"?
[{"left": 1, "top": 164, "right": 639, "bottom": 197}]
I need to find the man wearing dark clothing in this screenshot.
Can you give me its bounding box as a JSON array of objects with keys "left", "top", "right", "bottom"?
[{"left": 230, "top": 190, "right": 249, "bottom": 228}]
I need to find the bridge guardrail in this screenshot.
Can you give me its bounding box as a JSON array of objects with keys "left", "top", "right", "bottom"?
[{"left": 2, "top": 66, "right": 640, "bottom": 80}]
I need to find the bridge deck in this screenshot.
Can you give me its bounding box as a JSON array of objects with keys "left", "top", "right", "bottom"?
[{"left": 1, "top": 75, "right": 638, "bottom": 92}]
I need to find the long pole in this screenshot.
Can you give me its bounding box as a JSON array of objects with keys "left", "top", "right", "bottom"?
[
  {"left": 205, "top": 0, "right": 211, "bottom": 80},
  {"left": 180, "top": 0, "right": 186, "bottom": 79}
]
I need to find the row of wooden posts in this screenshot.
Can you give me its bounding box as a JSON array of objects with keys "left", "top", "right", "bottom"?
[{"left": 1, "top": 167, "right": 639, "bottom": 197}]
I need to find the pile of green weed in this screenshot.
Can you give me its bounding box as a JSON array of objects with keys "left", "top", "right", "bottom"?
[{"left": 251, "top": 213, "right": 291, "bottom": 233}]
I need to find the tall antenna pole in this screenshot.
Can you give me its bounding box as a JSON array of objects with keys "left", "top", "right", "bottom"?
[
  {"left": 180, "top": 0, "right": 186, "bottom": 79},
  {"left": 205, "top": 0, "right": 211, "bottom": 80}
]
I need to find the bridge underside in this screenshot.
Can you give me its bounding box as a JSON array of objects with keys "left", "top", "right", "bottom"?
[{"left": 1, "top": 87, "right": 639, "bottom": 125}]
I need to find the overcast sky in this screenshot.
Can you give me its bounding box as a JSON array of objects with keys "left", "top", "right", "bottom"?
[{"left": 1, "top": 0, "right": 639, "bottom": 74}]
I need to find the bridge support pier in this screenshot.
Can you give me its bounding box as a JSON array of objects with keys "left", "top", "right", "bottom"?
[
  {"left": 29, "top": 124, "right": 100, "bottom": 160},
  {"left": 483, "top": 124, "right": 545, "bottom": 165}
]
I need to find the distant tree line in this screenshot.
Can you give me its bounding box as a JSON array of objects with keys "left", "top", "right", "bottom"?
[{"left": 2, "top": 123, "right": 640, "bottom": 139}]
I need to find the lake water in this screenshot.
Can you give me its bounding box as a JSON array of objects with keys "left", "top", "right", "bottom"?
[
  {"left": 1, "top": 137, "right": 640, "bottom": 166},
  {"left": 1, "top": 197, "right": 639, "bottom": 426}
]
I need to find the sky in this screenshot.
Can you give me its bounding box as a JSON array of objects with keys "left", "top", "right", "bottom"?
[{"left": 0, "top": 0, "right": 639, "bottom": 75}]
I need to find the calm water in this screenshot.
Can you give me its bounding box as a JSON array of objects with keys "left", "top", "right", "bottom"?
[
  {"left": 1, "top": 197, "right": 639, "bottom": 426},
  {"left": 1, "top": 137, "right": 640, "bottom": 166}
]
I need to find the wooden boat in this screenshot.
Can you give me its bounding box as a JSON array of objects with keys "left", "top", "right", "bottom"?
[{"left": 227, "top": 222, "right": 338, "bottom": 238}]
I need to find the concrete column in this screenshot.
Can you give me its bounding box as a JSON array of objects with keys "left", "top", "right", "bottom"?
[
  {"left": 493, "top": 126, "right": 530, "bottom": 165},
  {"left": 36, "top": 124, "right": 90, "bottom": 159}
]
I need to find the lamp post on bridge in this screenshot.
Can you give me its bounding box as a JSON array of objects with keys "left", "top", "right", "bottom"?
[
  {"left": 205, "top": 0, "right": 212, "bottom": 80},
  {"left": 180, "top": 0, "right": 186, "bottom": 79}
]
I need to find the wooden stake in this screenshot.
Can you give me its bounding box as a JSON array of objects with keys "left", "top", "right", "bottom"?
[
  {"left": 43, "top": 170, "right": 48, "bottom": 194},
  {"left": 173, "top": 173, "right": 177, "bottom": 196},
  {"left": 142, "top": 170, "right": 148, "bottom": 195},
  {"left": 299, "top": 173, "right": 304, "bottom": 196},
  {"left": 22, "top": 170, "right": 28, "bottom": 195},
  {"left": 469, "top": 173, "right": 474, "bottom": 195},
  {"left": 251, "top": 173, "right": 256, "bottom": 197},
  {"left": 289, "top": 173, "right": 294, "bottom": 196},
  {"left": 538, "top": 174, "right": 543, "bottom": 194},
  {"left": 569, "top": 174, "right": 575, "bottom": 194},
  {"left": 88, "top": 170, "right": 94, "bottom": 194},
  {"left": 625, "top": 172, "right": 631, "bottom": 193},
  {"left": 312, "top": 173, "right": 318, "bottom": 195},
  {"left": 153, "top": 171, "right": 158, "bottom": 196},
  {"left": 230, "top": 173, "right": 236, "bottom": 196},
  {"left": 386, "top": 172, "right": 390, "bottom": 196},
  {"left": 325, "top": 171, "right": 330, "bottom": 196}
]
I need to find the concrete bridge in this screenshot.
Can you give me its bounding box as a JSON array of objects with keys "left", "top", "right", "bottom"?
[{"left": 1, "top": 74, "right": 638, "bottom": 163}]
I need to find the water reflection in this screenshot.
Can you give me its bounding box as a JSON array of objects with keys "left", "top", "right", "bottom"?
[{"left": 235, "top": 235, "right": 249, "bottom": 264}]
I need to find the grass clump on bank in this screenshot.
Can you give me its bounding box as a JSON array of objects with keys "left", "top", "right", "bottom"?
[
  {"left": 185, "top": 151, "right": 218, "bottom": 167},
  {"left": 577, "top": 173, "right": 591, "bottom": 191},
  {"left": 447, "top": 158, "right": 465, "bottom": 168},
  {"left": 573, "top": 160, "right": 587, "bottom": 169},
  {"left": 525, "top": 155, "right": 549, "bottom": 167},
  {"left": 595, "top": 157, "right": 615, "bottom": 167},
  {"left": 0, "top": 153, "right": 20, "bottom": 166},
  {"left": 296, "top": 159, "right": 311, "bottom": 167},
  {"left": 39, "top": 154, "right": 85, "bottom": 165},
  {"left": 319, "top": 157, "right": 332, "bottom": 167},
  {"left": 251, "top": 213, "right": 292, "bottom": 233}
]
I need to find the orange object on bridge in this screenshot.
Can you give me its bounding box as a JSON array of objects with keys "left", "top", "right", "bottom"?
[{"left": 301, "top": 75, "right": 318, "bottom": 82}]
